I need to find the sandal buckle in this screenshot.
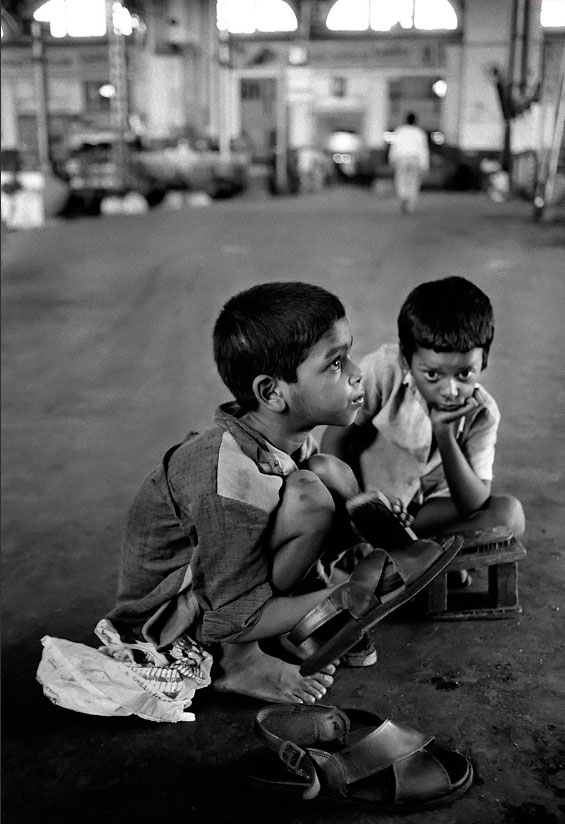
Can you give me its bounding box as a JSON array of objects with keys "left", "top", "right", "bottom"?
[{"left": 279, "top": 740, "right": 306, "bottom": 773}]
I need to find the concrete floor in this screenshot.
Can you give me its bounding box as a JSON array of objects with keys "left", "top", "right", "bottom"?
[{"left": 1, "top": 189, "right": 564, "bottom": 824}]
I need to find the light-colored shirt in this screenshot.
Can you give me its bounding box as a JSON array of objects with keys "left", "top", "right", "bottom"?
[
  {"left": 389, "top": 124, "right": 430, "bottom": 172},
  {"left": 354, "top": 344, "right": 500, "bottom": 508}
]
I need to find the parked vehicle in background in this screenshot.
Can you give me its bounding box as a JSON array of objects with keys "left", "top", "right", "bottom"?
[
  {"left": 325, "top": 130, "right": 481, "bottom": 190},
  {"left": 327, "top": 131, "right": 376, "bottom": 185},
  {"left": 425, "top": 132, "right": 482, "bottom": 190},
  {"left": 134, "top": 135, "right": 250, "bottom": 200},
  {"left": 55, "top": 133, "right": 146, "bottom": 216},
  {"left": 267, "top": 147, "right": 336, "bottom": 195},
  {"left": 57, "top": 131, "right": 250, "bottom": 217}
]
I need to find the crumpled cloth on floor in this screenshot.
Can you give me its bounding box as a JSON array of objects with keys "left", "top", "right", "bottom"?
[{"left": 36, "top": 618, "right": 213, "bottom": 723}]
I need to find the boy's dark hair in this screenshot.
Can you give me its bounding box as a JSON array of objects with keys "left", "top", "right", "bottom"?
[
  {"left": 213, "top": 281, "right": 346, "bottom": 409},
  {"left": 398, "top": 276, "right": 494, "bottom": 368}
]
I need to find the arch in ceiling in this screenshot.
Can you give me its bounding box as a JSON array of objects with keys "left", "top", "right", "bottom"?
[
  {"left": 541, "top": 0, "right": 565, "bottom": 27},
  {"left": 326, "top": 0, "right": 459, "bottom": 32},
  {"left": 217, "top": 0, "right": 297, "bottom": 34},
  {"left": 15, "top": 0, "right": 564, "bottom": 40}
]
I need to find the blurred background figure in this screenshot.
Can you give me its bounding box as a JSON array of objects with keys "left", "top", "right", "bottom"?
[{"left": 389, "top": 112, "right": 430, "bottom": 214}]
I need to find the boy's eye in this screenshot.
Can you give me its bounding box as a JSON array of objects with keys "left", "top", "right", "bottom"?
[
  {"left": 423, "top": 370, "right": 439, "bottom": 381},
  {"left": 458, "top": 370, "right": 473, "bottom": 380},
  {"left": 330, "top": 358, "right": 343, "bottom": 371}
]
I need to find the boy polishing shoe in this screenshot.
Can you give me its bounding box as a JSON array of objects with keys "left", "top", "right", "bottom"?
[{"left": 291, "top": 535, "right": 463, "bottom": 676}]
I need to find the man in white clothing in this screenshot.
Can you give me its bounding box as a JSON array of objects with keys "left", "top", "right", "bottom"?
[{"left": 389, "top": 112, "right": 430, "bottom": 214}]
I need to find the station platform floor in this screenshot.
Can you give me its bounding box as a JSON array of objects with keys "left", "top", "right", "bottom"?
[{"left": 2, "top": 188, "right": 564, "bottom": 824}]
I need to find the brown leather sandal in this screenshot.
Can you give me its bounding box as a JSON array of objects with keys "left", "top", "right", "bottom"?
[
  {"left": 237, "top": 703, "right": 473, "bottom": 812},
  {"left": 290, "top": 535, "right": 463, "bottom": 676}
]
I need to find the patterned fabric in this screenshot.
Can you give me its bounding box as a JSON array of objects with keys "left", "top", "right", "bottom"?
[
  {"left": 107, "top": 403, "right": 318, "bottom": 648},
  {"left": 354, "top": 344, "right": 500, "bottom": 508}
]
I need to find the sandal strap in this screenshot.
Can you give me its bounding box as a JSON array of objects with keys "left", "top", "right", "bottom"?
[
  {"left": 393, "top": 746, "right": 454, "bottom": 803},
  {"left": 288, "top": 585, "right": 349, "bottom": 646},
  {"left": 382, "top": 539, "right": 453, "bottom": 587},
  {"left": 349, "top": 539, "right": 458, "bottom": 595},
  {"left": 349, "top": 549, "right": 387, "bottom": 592},
  {"left": 288, "top": 583, "right": 377, "bottom": 646},
  {"left": 307, "top": 720, "right": 432, "bottom": 792},
  {"left": 277, "top": 735, "right": 450, "bottom": 803},
  {"left": 278, "top": 740, "right": 322, "bottom": 800}
]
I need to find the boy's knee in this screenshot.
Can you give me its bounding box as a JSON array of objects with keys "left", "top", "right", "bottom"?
[
  {"left": 303, "top": 453, "right": 359, "bottom": 500},
  {"left": 284, "top": 469, "right": 336, "bottom": 523},
  {"left": 490, "top": 494, "right": 526, "bottom": 537}
]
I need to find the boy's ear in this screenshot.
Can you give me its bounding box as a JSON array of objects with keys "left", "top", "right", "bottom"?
[
  {"left": 399, "top": 347, "right": 411, "bottom": 372},
  {"left": 252, "top": 375, "right": 287, "bottom": 412}
]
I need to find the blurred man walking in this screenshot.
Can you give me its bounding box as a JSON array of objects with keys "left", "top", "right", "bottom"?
[{"left": 389, "top": 112, "right": 430, "bottom": 214}]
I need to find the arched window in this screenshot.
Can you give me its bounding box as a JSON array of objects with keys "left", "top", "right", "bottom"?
[
  {"left": 32, "top": 0, "right": 136, "bottom": 38},
  {"left": 326, "top": 0, "right": 565, "bottom": 32},
  {"left": 217, "top": 0, "right": 298, "bottom": 34},
  {"left": 541, "top": 0, "right": 565, "bottom": 27},
  {"left": 327, "top": 0, "right": 459, "bottom": 32}
]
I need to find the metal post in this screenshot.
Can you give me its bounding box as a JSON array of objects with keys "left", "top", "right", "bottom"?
[
  {"left": 30, "top": 21, "right": 51, "bottom": 174},
  {"left": 218, "top": 29, "right": 231, "bottom": 159},
  {"left": 503, "top": 0, "right": 520, "bottom": 176},
  {"left": 106, "top": 0, "right": 128, "bottom": 191},
  {"left": 520, "top": 0, "right": 530, "bottom": 96},
  {"left": 508, "top": 0, "right": 519, "bottom": 89},
  {"left": 544, "top": 43, "right": 565, "bottom": 208},
  {"left": 275, "top": 66, "right": 288, "bottom": 193},
  {"left": 206, "top": 1, "right": 216, "bottom": 136},
  {"left": 219, "top": 66, "right": 231, "bottom": 160}
]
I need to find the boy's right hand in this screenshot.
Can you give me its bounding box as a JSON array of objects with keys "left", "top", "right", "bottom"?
[
  {"left": 430, "top": 387, "right": 484, "bottom": 433},
  {"left": 388, "top": 496, "right": 414, "bottom": 527}
]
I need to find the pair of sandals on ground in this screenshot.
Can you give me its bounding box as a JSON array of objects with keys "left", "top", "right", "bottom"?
[{"left": 238, "top": 491, "right": 478, "bottom": 813}]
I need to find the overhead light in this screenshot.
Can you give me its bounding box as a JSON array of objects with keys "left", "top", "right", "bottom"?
[
  {"left": 432, "top": 80, "right": 447, "bottom": 98},
  {"left": 99, "top": 83, "right": 116, "bottom": 98},
  {"left": 288, "top": 45, "right": 308, "bottom": 65}
]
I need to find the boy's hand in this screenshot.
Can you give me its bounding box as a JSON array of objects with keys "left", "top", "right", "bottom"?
[
  {"left": 389, "top": 496, "right": 414, "bottom": 527},
  {"left": 430, "top": 388, "right": 483, "bottom": 432}
]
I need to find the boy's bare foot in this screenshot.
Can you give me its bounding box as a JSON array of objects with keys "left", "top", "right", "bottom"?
[{"left": 212, "top": 641, "right": 335, "bottom": 705}]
